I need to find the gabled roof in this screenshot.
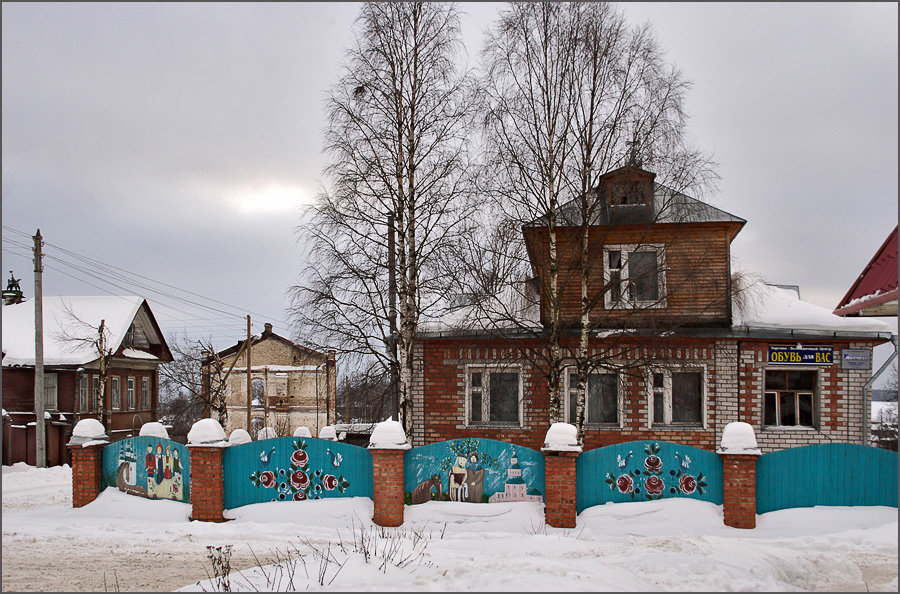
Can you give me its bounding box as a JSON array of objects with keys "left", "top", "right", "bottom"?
[
  {"left": 208, "top": 325, "right": 327, "bottom": 363},
  {"left": 834, "top": 225, "right": 898, "bottom": 317},
  {"left": 1, "top": 296, "right": 173, "bottom": 366}
]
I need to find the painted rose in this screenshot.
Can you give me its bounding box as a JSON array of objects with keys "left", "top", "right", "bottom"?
[
  {"left": 679, "top": 474, "right": 697, "bottom": 495},
  {"left": 644, "top": 475, "right": 665, "bottom": 496},
  {"left": 291, "top": 470, "right": 310, "bottom": 490},
  {"left": 322, "top": 474, "right": 338, "bottom": 491},
  {"left": 644, "top": 455, "right": 663, "bottom": 473},
  {"left": 291, "top": 449, "right": 309, "bottom": 466},
  {"left": 616, "top": 474, "right": 634, "bottom": 494},
  {"left": 259, "top": 470, "right": 276, "bottom": 489},
  {"left": 293, "top": 490, "right": 307, "bottom": 501}
]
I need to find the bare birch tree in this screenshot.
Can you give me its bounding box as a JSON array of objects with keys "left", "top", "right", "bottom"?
[
  {"left": 159, "top": 333, "right": 234, "bottom": 429},
  {"left": 289, "top": 2, "right": 476, "bottom": 437},
  {"left": 55, "top": 302, "right": 115, "bottom": 421}
]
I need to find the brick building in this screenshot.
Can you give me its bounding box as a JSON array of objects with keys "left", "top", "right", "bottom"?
[
  {"left": 202, "top": 324, "right": 336, "bottom": 438},
  {"left": 409, "top": 166, "right": 892, "bottom": 452},
  {"left": 2, "top": 295, "right": 173, "bottom": 465}
]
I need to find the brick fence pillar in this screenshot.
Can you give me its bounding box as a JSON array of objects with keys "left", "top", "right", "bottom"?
[
  {"left": 371, "top": 448, "right": 406, "bottom": 527},
  {"left": 721, "top": 453, "right": 758, "bottom": 529},
  {"left": 543, "top": 450, "right": 579, "bottom": 528},
  {"left": 69, "top": 442, "right": 107, "bottom": 508},
  {"left": 188, "top": 445, "right": 227, "bottom": 522}
]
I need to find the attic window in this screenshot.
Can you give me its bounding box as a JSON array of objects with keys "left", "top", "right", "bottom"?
[{"left": 604, "top": 180, "right": 650, "bottom": 207}]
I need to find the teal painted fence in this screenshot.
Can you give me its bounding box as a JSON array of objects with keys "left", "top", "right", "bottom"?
[
  {"left": 756, "top": 444, "right": 898, "bottom": 514},
  {"left": 405, "top": 438, "right": 545, "bottom": 504},
  {"left": 577, "top": 441, "right": 723, "bottom": 513},
  {"left": 101, "top": 436, "right": 191, "bottom": 503},
  {"left": 223, "top": 437, "right": 373, "bottom": 509}
]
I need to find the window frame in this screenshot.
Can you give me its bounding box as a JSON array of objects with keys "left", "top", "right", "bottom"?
[
  {"left": 43, "top": 373, "right": 58, "bottom": 411},
  {"left": 79, "top": 375, "right": 89, "bottom": 412},
  {"left": 647, "top": 366, "right": 707, "bottom": 429},
  {"left": 603, "top": 244, "right": 667, "bottom": 309},
  {"left": 562, "top": 366, "right": 624, "bottom": 428},
  {"left": 763, "top": 368, "right": 818, "bottom": 429},
  {"left": 127, "top": 376, "right": 136, "bottom": 410},
  {"left": 141, "top": 377, "right": 150, "bottom": 410},
  {"left": 111, "top": 375, "right": 121, "bottom": 410},
  {"left": 465, "top": 364, "right": 523, "bottom": 427}
]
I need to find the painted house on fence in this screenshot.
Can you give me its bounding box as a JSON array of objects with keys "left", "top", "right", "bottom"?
[
  {"left": 201, "top": 323, "right": 336, "bottom": 439},
  {"left": 409, "top": 165, "right": 893, "bottom": 453},
  {"left": 2, "top": 295, "right": 173, "bottom": 465}
]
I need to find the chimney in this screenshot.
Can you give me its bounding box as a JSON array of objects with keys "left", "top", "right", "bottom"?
[{"left": 264, "top": 323, "right": 273, "bottom": 334}]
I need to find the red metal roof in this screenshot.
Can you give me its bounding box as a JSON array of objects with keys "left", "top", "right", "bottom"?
[{"left": 834, "top": 225, "right": 898, "bottom": 316}]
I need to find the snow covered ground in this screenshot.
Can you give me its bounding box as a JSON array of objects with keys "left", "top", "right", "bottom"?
[{"left": 2, "top": 462, "right": 897, "bottom": 592}]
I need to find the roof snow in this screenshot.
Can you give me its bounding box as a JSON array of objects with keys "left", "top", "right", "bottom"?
[{"left": 2, "top": 296, "right": 147, "bottom": 367}]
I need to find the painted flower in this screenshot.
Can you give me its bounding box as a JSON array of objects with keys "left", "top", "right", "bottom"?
[
  {"left": 644, "top": 475, "right": 665, "bottom": 496},
  {"left": 322, "top": 474, "right": 338, "bottom": 491},
  {"left": 291, "top": 449, "right": 309, "bottom": 466},
  {"left": 293, "top": 490, "right": 307, "bottom": 501},
  {"left": 291, "top": 470, "right": 310, "bottom": 490},
  {"left": 259, "top": 470, "right": 276, "bottom": 489},
  {"left": 644, "top": 455, "right": 663, "bottom": 473},
  {"left": 679, "top": 474, "right": 697, "bottom": 495},
  {"left": 616, "top": 474, "right": 634, "bottom": 494}
]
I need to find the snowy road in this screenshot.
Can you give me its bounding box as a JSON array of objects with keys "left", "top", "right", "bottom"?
[{"left": 2, "top": 463, "right": 897, "bottom": 592}]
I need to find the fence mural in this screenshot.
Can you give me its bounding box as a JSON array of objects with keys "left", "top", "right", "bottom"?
[
  {"left": 222, "top": 436, "right": 373, "bottom": 509},
  {"left": 405, "top": 438, "right": 545, "bottom": 505},
  {"left": 577, "top": 441, "right": 723, "bottom": 513},
  {"left": 101, "top": 436, "right": 191, "bottom": 503},
  {"left": 756, "top": 444, "right": 898, "bottom": 514}
]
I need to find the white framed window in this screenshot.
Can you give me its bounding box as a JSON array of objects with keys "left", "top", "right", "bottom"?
[
  {"left": 92, "top": 376, "right": 101, "bottom": 412},
  {"left": 564, "top": 368, "right": 622, "bottom": 426},
  {"left": 141, "top": 377, "right": 150, "bottom": 409},
  {"left": 127, "top": 377, "right": 136, "bottom": 409},
  {"left": 79, "top": 375, "right": 89, "bottom": 412},
  {"left": 604, "top": 245, "right": 666, "bottom": 308},
  {"left": 466, "top": 366, "right": 522, "bottom": 426},
  {"left": 764, "top": 369, "right": 817, "bottom": 428},
  {"left": 649, "top": 367, "right": 706, "bottom": 427},
  {"left": 111, "top": 376, "right": 121, "bottom": 410},
  {"left": 43, "top": 373, "right": 58, "bottom": 411}
]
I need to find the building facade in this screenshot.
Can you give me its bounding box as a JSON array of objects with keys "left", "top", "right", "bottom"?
[
  {"left": 409, "top": 166, "right": 892, "bottom": 452},
  {"left": 202, "top": 323, "right": 336, "bottom": 438}
]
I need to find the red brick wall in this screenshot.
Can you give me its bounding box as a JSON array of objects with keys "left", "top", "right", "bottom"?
[
  {"left": 189, "top": 446, "right": 227, "bottom": 522},
  {"left": 543, "top": 451, "right": 579, "bottom": 528},
  {"left": 69, "top": 443, "right": 105, "bottom": 507},
  {"left": 721, "top": 454, "right": 757, "bottom": 529},
  {"left": 371, "top": 449, "right": 406, "bottom": 527}
]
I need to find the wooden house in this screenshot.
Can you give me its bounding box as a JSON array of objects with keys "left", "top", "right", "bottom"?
[{"left": 410, "top": 166, "right": 892, "bottom": 453}]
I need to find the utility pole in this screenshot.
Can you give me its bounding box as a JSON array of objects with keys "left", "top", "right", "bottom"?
[
  {"left": 387, "top": 214, "right": 399, "bottom": 422},
  {"left": 246, "top": 315, "right": 252, "bottom": 434},
  {"left": 33, "top": 230, "right": 46, "bottom": 468}
]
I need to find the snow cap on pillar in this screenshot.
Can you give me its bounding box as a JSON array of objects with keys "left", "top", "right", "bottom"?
[
  {"left": 293, "top": 426, "right": 312, "bottom": 438},
  {"left": 319, "top": 425, "right": 338, "bottom": 441},
  {"left": 228, "top": 429, "right": 252, "bottom": 445},
  {"left": 718, "top": 422, "right": 761, "bottom": 455},
  {"left": 187, "top": 418, "right": 228, "bottom": 446},
  {"left": 368, "top": 418, "right": 411, "bottom": 450},
  {"left": 542, "top": 422, "right": 583, "bottom": 453},
  {"left": 68, "top": 418, "right": 109, "bottom": 446},
  {"left": 139, "top": 421, "right": 169, "bottom": 440}
]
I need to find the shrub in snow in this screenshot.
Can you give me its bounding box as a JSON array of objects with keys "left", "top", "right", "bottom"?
[
  {"left": 139, "top": 421, "right": 169, "bottom": 439},
  {"left": 319, "top": 425, "right": 338, "bottom": 441},
  {"left": 293, "top": 426, "right": 312, "bottom": 438},
  {"left": 542, "top": 422, "right": 582, "bottom": 452},
  {"left": 257, "top": 426, "right": 277, "bottom": 440},
  {"left": 718, "top": 422, "right": 761, "bottom": 455},
  {"left": 228, "top": 429, "right": 251, "bottom": 445},
  {"left": 368, "top": 419, "right": 410, "bottom": 449},
  {"left": 187, "top": 418, "right": 227, "bottom": 445}
]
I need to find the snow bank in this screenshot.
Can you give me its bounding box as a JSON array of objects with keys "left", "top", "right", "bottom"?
[
  {"left": 318, "top": 425, "right": 338, "bottom": 441},
  {"left": 293, "top": 426, "right": 312, "bottom": 438},
  {"left": 542, "top": 422, "right": 583, "bottom": 452},
  {"left": 368, "top": 419, "right": 410, "bottom": 449},
  {"left": 228, "top": 429, "right": 252, "bottom": 445},
  {"left": 257, "top": 427, "right": 277, "bottom": 440},
  {"left": 187, "top": 418, "right": 227, "bottom": 446},
  {"left": 718, "top": 422, "right": 761, "bottom": 455},
  {"left": 139, "top": 421, "right": 169, "bottom": 439}
]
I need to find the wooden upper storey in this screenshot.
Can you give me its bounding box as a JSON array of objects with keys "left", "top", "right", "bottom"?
[{"left": 522, "top": 166, "right": 745, "bottom": 329}]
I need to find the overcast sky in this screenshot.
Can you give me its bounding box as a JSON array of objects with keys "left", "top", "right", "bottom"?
[{"left": 2, "top": 3, "right": 897, "bottom": 369}]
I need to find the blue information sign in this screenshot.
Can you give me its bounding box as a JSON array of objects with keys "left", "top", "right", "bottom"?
[{"left": 767, "top": 345, "right": 833, "bottom": 366}]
